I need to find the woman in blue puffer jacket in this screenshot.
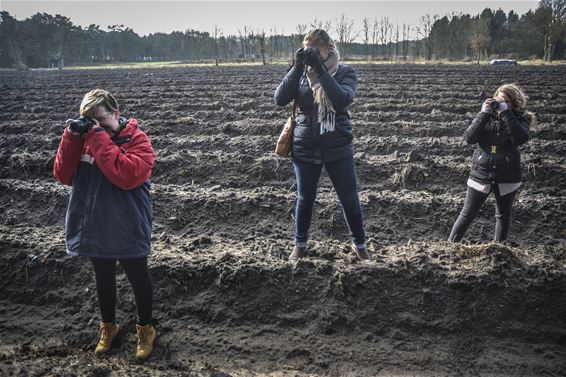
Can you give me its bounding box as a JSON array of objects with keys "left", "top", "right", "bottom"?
[{"left": 274, "top": 29, "right": 370, "bottom": 262}]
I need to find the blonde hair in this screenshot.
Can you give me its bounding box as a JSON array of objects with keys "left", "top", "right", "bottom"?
[
  {"left": 80, "top": 89, "right": 119, "bottom": 117},
  {"left": 494, "top": 83, "right": 537, "bottom": 126},
  {"left": 302, "top": 29, "right": 335, "bottom": 49}
]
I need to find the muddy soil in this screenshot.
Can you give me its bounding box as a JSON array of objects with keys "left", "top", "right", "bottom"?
[{"left": 1, "top": 64, "right": 565, "bottom": 376}]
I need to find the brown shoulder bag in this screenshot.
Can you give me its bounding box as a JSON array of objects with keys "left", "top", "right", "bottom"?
[{"left": 275, "top": 100, "right": 298, "bottom": 158}]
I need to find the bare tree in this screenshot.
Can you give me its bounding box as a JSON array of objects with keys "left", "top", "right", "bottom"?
[
  {"left": 540, "top": 0, "right": 566, "bottom": 61},
  {"left": 395, "top": 23, "right": 400, "bottom": 61},
  {"left": 372, "top": 17, "right": 378, "bottom": 59},
  {"left": 240, "top": 27, "right": 263, "bottom": 62},
  {"left": 334, "top": 13, "right": 359, "bottom": 58},
  {"left": 362, "top": 17, "right": 370, "bottom": 60},
  {"left": 470, "top": 18, "right": 491, "bottom": 65},
  {"left": 269, "top": 27, "right": 281, "bottom": 60},
  {"left": 310, "top": 17, "right": 319, "bottom": 30},
  {"left": 416, "top": 14, "right": 438, "bottom": 60},
  {"left": 213, "top": 25, "right": 222, "bottom": 66},
  {"left": 258, "top": 29, "right": 267, "bottom": 65},
  {"left": 309, "top": 18, "right": 332, "bottom": 34},
  {"left": 237, "top": 26, "right": 251, "bottom": 60},
  {"left": 296, "top": 23, "right": 307, "bottom": 49},
  {"left": 309, "top": 17, "right": 333, "bottom": 32},
  {"left": 412, "top": 25, "right": 422, "bottom": 61},
  {"left": 402, "top": 23, "right": 411, "bottom": 60},
  {"left": 296, "top": 24, "right": 307, "bottom": 37},
  {"left": 309, "top": 17, "right": 321, "bottom": 29},
  {"left": 387, "top": 22, "right": 394, "bottom": 60},
  {"left": 378, "top": 16, "right": 391, "bottom": 59}
]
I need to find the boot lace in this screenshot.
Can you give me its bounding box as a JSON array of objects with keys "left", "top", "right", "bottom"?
[
  {"left": 99, "top": 325, "right": 111, "bottom": 342},
  {"left": 137, "top": 326, "right": 151, "bottom": 346}
]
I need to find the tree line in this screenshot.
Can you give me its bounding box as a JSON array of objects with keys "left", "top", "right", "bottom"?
[
  {"left": 0, "top": 0, "right": 564, "bottom": 69},
  {"left": 428, "top": 0, "right": 566, "bottom": 64}
]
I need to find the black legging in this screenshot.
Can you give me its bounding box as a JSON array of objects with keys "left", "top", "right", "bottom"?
[
  {"left": 90, "top": 257, "right": 153, "bottom": 326},
  {"left": 448, "top": 185, "right": 517, "bottom": 242}
]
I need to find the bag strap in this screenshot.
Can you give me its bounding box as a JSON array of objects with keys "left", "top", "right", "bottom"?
[{"left": 291, "top": 100, "right": 298, "bottom": 120}]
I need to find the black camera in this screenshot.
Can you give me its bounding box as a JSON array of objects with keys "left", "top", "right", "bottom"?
[
  {"left": 297, "top": 47, "right": 319, "bottom": 64},
  {"left": 489, "top": 100, "right": 500, "bottom": 110},
  {"left": 69, "top": 116, "right": 95, "bottom": 134}
]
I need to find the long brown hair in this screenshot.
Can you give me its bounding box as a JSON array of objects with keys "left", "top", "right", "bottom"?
[
  {"left": 302, "top": 29, "right": 335, "bottom": 49},
  {"left": 494, "top": 83, "right": 536, "bottom": 126}
]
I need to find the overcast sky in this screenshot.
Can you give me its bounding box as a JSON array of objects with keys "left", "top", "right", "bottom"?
[{"left": 2, "top": 0, "right": 539, "bottom": 40}]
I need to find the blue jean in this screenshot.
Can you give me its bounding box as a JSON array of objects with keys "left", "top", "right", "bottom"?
[{"left": 293, "top": 156, "right": 366, "bottom": 246}]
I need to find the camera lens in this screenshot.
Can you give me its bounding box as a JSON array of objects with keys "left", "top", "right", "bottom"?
[
  {"left": 69, "top": 117, "right": 94, "bottom": 134},
  {"left": 490, "top": 100, "right": 499, "bottom": 110}
]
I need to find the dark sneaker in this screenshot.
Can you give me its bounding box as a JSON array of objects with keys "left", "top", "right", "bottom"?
[
  {"left": 352, "top": 244, "right": 371, "bottom": 262},
  {"left": 289, "top": 246, "right": 307, "bottom": 261}
]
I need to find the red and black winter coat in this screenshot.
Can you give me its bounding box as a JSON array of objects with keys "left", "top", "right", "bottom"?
[
  {"left": 53, "top": 118, "right": 155, "bottom": 259},
  {"left": 464, "top": 110, "right": 531, "bottom": 184},
  {"left": 274, "top": 64, "right": 357, "bottom": 164}
]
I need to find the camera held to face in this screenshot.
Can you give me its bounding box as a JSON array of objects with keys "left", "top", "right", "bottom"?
[
  {"left": 69, "top": 116, "right": 95, "bottom": 134},
  {"left": 297, "top": 47, "right": 320, "bottom": 65},
  {"left": 489, "top": 100, "right": 501, "bottom": 110}
]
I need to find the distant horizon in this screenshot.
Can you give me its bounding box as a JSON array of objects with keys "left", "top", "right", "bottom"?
[{"left": 2, "top": 1, "right": 539, "bottom": 41}]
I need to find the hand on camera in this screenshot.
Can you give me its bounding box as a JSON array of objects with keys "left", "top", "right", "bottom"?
[
  {"left": 294, "top": 48, "right": 306, "bottom": 70},
  {"left": 65, "top": 119, "right": 83, "bottom": 137},
  {"left": 91, "top": 118, "right": 103, "bottom": 130},
  {"left": 303, "top": 48, "right": 324, "bottom": 74},
  {"left": 65, "top": 117, "right": 103, "bottom": 138},
  {"left": 481, "top": 99, "right": 493, "bottom": 113}
]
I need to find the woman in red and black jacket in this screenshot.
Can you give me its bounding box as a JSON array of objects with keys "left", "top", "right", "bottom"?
[
  {"left": 53, "top": 89, "right": 157, "bottom": 360},
  {"left": 448, "top": 83, "right": 534, "bottom": 242}
]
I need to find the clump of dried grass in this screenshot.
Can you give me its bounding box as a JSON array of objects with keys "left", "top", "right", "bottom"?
[{"left": 452, "top": 242, "right": 522, "bottom": 268}]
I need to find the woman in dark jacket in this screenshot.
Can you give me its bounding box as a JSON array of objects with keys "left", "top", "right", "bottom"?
[
  {"left": 54, "top": 89, "right": 157, "bottom": 360},
  {"left": 274, "top": 29, "right": 370, "bottom": 261},
  {"left": 448, "top": 83, "right": 535, "bottom": 242}
]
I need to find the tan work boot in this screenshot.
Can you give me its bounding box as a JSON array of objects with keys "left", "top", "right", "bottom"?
[
  {"left": 289, "top": 246, "right": 307, "bottom": 261},
  {"left": 95, "top": 321, "right": 120, "bottom": 355},
  {"left": 135, "top": 324, "right": 157, "bottom": 361},
  {"left": 352, "top": 244, "right": 372, "bottom": 262}
]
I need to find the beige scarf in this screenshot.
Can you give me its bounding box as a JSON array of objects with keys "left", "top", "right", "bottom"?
[{"left": 306, "top": 48, "right": 340, "bottom": 134}]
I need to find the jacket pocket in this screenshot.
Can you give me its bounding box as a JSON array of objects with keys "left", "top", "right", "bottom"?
[
  {"left": 335, "top": 118, "right": 354, "bottom": 141},
  {"left": 507, "top": 152, "right": 521, "bottom": 173},
  {"left": 472, "top": 149, "right": 483, "bottom": 170},
  {"left": 494, "top": 152, "right": 519, "bottom": 180}
]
